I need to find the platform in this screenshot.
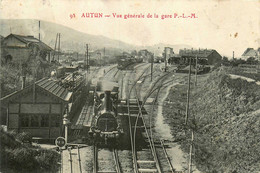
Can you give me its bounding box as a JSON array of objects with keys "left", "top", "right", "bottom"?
[{"left": 71, "top": 103, "right": 93, "bottom": 130}]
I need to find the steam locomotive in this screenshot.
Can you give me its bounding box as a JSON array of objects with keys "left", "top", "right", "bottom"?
[
  {"left": 89, "top": 80, "right": 123, "bottom": 144},
  {"left": 117, "top": 57, "right": 136, "bottom": 70}
]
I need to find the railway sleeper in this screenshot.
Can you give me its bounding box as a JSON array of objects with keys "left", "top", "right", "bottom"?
[
  {"left": 138, "top": 168, "right": 158, "bottom": 173},
  {"left": 137, "top": 160, "right": 156, "bottom": 164}
]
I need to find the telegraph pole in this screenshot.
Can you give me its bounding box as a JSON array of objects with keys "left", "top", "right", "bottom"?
[
  {"left": 195, "top": 55, "right": 198, "bottom": 86},
  {"left": 188, "top": 130, "right": 194, "bottom": 173},
  {"left": 85, "top": 44, "right": 89, "bottom": 72},
  {"left": 151, "top": 54, "right": 154, "bottom": 81},
  {"left": 58, "top": 33, "right": 61, "bottom": 63},
  {"left": 38, "top": 21, "right": 41, "bottom": 41},
  {"left": 121, "top": 73, "right": 124, "bottom": 99},
  {"left": 185, "top": 57, "right": 192, "bottom": 125},
  {"left": 164, "top": 47, "right": 167, "bottom": 72}
]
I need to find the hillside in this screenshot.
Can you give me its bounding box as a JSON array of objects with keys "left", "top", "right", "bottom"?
[
  {"left": 0, "top": 19, "right": 135, "bottom": 53},
  {"left": 0, "top": 19, "right": 191, "bottom": 55},
  {"left": 163, "top": 68, "right": 260, "bottom": 172}
]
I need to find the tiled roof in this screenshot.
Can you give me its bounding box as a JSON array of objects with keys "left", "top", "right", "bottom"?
[{"left": 36, "top": 78, "right": 72, "bottom": 101}]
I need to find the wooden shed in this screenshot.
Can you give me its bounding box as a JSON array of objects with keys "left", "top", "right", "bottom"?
[{"left": 0, "top": 78, "right": 72, "bottom": 139}]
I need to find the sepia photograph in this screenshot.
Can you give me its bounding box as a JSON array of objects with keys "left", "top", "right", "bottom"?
[{"left": 0, "top": 0, "right": 259, "bottom": 172}]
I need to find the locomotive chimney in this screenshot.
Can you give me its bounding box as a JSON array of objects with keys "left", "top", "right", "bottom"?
[{"left": 104, "top": 91, "right": 112, "bottom": 111}]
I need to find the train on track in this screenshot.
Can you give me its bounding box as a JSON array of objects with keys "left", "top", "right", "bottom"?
[
  {"left": 87, "top": 76, "right": 147, "bottom": 147},
  {"left": 89, "top": 79, "right": 124, "bottom": 145},
  {"left": 117, "top": 56, "right": 136, "bottom": 70},
  {"left": 117, "top": 55, "right": 143, "bottom": 70}
]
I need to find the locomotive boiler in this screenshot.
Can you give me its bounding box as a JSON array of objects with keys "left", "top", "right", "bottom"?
[{"left": 89, "top": 80, "right": 123, "bottom": 144}]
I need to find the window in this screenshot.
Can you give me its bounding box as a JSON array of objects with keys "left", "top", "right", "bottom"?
[
  {"left": 51, "top": 115, "right": 60, "bottom": 127},
  {"left": 20, "top": 115, "right": 30, "bottom": 127},
  {"left": 31, "top": 115, "right": 39, "bottom": 127},
  {"left": 20, "top": 114, "right": 49, "bottom": 128},
  {"left": 41, "top": 115, "right": 49, "bottom": 127}
]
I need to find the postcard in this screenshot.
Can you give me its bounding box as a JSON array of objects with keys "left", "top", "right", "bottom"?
[{"left": 0, "top": 0, "right": 259, "bottom": 173}]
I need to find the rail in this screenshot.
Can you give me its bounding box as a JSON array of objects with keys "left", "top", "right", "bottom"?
[
  {"left": 132, "top": 69, "right": 174, "bottom": 173},
  {"left": 127, "top": 64, "right": 151, "bottom": 173},
  {"left": 93, "top": 144, "right": 121, "bottom": 173}
]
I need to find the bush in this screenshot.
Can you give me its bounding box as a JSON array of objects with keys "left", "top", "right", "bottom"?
[
  {"left": 35, "top": 149, "right": 60, "bottom": 171},
  {"left": 15, "top": 132, "right": 32, "bottom": 144},
  {"left": 8, "top": 147, "right": 38, "bottom": 171},
  {"left": 0, "top": 128, "right": 60, "bottom": 172}
]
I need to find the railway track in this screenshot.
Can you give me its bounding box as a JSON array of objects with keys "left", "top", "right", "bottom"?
[
  {"left": 144, "top": 82, "right": 175, "bottom": 173},
  {"left": 88, "top": 63, "right": 175, "bottom": 173},
  {"left": 124, "top": 65, "right": 151, "bottom": 173},
  {"left": 127, "top": 69, "right": 176, "bottom": 173},
  {"left": 93, "top": 144, "right": 121, "bottom": 173},
  {"left": 133, "top": 87, "right": 162, "bottom": 173}
]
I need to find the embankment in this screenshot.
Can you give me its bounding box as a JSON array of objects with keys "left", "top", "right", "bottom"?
[{"left": 163, "top": 68, "right": 260, "bottom": 172}]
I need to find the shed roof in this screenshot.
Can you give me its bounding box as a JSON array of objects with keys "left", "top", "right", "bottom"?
[
  {"left": 0, "top": 78, "right": 72, "bottom": 104},
  {"left": 4, "top": 34, "right": 53, "bottom": 51},
  {"left": 36, "top": 78, "right": 72, "bottom": 101}
]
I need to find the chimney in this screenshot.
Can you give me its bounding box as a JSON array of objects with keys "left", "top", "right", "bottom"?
[
  {"left": 104, "top": 91, "right": 112, "bottom": 111},
  {"left": 21, "top": 76, "right": 26, "bottom": 89}
]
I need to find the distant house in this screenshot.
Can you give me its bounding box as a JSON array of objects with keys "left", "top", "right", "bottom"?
[
  {"left": 241, "top": 48, "right": 260, "bottom": 60},
  {"left": 2, "top": 34, "right": 53, "bottom": 64},
  {"left": 0, "top": 78, "right": 72, "bottom": 139},
  {"left": 162, "top": 47, "right": 174, "bottom": 60},
  {"left": 179, "top": 48, "right": 222, "bottom": 65}
]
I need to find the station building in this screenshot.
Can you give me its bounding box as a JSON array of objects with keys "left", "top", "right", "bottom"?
[
  {"left": 168, "top": 48, "right": 222, "bottom": 65},
  {"left": 1, "top": 34, "right": 53, "bottom": 64},
  {"left": 179, "top": 48, "right": 222, "bottom": 65}
]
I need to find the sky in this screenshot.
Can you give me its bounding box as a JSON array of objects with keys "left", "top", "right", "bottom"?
[{"left": 0, "top": 0, "right": 259, "bottom": 57}]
